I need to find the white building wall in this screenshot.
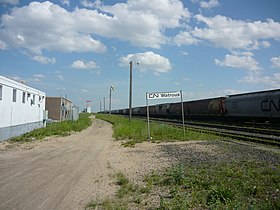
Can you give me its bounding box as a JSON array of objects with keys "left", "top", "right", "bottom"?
[
  {"left": 86, "top": 106, "right": 91, "bottom": 113},
  {"left": 0, "top": 76, "right": 46, "bottom": 141}
]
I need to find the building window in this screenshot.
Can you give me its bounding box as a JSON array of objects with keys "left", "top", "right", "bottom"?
[
  {"left": 31, "top": 94, "right": 35, "bottom": 105},
  {"left": 12, "top": 89, "right": 17, "bottom": 102},
  {"left": 22, "top": 92, "right": 26, "bottom": 103},
  {"left": 0, "top": 85, "right": 2, "bottom": 100}
]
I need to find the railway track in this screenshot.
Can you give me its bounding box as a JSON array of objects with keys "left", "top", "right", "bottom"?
[{"left": 136, "top": 117, "right": 280, "bottom": 146}]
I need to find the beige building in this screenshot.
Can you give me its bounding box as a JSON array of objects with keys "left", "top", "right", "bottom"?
[{"left": 46, "top": 97, "right": 72, "bottom": 121}]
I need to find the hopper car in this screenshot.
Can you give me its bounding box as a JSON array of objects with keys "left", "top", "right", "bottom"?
[{"left": 110, "top": 89, "right": 280, "bottom": 124}]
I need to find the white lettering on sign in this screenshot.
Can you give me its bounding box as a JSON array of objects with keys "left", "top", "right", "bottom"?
[{"left": 147, "top": 91, "right": 181, "bottom": 100}]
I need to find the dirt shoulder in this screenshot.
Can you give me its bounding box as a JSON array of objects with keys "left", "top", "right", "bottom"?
[
  {"left": 0, "top": 118, "right": 117, "bottom": 210},
  {"left": 0, "top": 117, "right": 279, "bottom": 210}
]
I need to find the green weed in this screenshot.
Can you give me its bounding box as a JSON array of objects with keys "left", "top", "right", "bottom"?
[
  {"left": 87, "top": 161, "right": 279, "bottom": 209},
  {"left": 10, "top": 113, "right": 92, "bottom": 143},
  {"left": 96, "top": 114, "right": 220, "bottom": 146},
  {"left": 151, "top": 161, "right": 280, "bottom": 209}
]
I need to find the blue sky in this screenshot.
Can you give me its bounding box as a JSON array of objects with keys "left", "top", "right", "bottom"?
[{"left": 0, "top": 0, "right": 280, "bottom": 112}]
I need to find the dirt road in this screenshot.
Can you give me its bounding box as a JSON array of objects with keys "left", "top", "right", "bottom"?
[{"left": 0, "top": 118, "right": 116, "bottom": 210}]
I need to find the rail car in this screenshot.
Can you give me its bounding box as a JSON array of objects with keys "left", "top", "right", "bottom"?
[
  {"left": 110, "top": 89, "right": 280, "bottom": 124},
  {"left": 225, "top": 89, "right": 280, "bottom": 123}
]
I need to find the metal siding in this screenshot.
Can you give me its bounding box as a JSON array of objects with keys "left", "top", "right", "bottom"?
[
  {"left": 0, "top": 76, "right": 45, "bottom": 129},
  {"left": 225, "top": 90, "right": 280, "bottom": 118}
]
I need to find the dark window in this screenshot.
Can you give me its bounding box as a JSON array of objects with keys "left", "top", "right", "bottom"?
[
  {"left": 22, "top": 92, "right": 26, "bottom": 103},
  {"left": 31, "top": 94, "right": 35, "bottom": 105},
  {"left": 12, "top": 89, "right": 16, "bottom": 102},
  {"left": 0, "top": 85, "right": 2, "bottom": 100}
]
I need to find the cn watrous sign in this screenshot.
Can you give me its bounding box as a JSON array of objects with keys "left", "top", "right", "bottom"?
[
  {"left": 146, "top": 90, "right": 185, "bottom": 142},
  {"left": 147, "top": 91, "right": 181, "bottom": 100}
]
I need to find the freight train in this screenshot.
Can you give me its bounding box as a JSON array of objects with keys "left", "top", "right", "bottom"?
[{"left": 111, "top": 89, "right": 280, "bottom": 124}]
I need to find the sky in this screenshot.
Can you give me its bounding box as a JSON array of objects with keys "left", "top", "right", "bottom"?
[{"left": 0, "top": 0, "right": 280, "bottom": 112}]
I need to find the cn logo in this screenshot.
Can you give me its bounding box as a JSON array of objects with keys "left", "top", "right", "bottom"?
[
  {"left": 261, "top": 99, "right": 280, "bottom": 112},
  {"left": 148, "top": 93, "right": 159, "bottom": 99}
]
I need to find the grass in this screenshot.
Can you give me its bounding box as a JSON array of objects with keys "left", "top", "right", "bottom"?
[
  {"left": 86, "top": 172, "right": 151, "bottom": 210},
  {"left": 10, "top": 113, "right": 92, "bottom": 143},
  {"left": 96, "top": 114, "right": 220, "bottom": 146},
  {"left": 152, "top": 161, "right": 280, "bottom": 209},
  {"left": 87, "top": 161, "right": 280, "bottom": 209},
  {"left": 88, "top": 114, "right": 279, "bottom": 209}
]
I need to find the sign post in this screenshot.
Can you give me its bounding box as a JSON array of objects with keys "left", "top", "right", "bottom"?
[
  {"left": 180, "top": 90, "right": 185, "bottom": 138},
  {"left": 146, "top": 90, "right": 185, "bottom": 141},
  {"left": 146, "top": 92, "right": 151, "bottom": 141}
]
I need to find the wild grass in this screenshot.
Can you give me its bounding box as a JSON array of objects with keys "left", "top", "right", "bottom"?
[
  {"left": 10, "top": 113, "right": 92, "bottom": 143},
  {"left": 87, "top": 161, "right": 280, "bottom": 209},
  {"left": 151, "top": 161, "right": 280, "bottom": 209},
  {"left": 89, "top": 114, "right": 279, "bottom": 209},
  {"left": 96, "top": 114, "right": 220, "bottom": 146},
  {"left": 86, "top": 172, "right": 150, "bottom": 210}
]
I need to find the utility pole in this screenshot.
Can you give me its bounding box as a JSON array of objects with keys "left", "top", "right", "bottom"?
[
  {"left": 100, "top": 100, "right": 102, "bottom": 112},
  {"left": 129, "top": 61, "right": 140, "bottom": 122},
  {"left": 109, "top": 86, "right": 115, "bottom": 115},
  {"left": 103, "top": 97, "right": 105, "bottom": 112},
  {"left": 129, "top": 61, "right": 133, "bottom": 122}
]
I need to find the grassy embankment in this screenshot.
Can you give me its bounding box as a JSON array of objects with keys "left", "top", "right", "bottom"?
[
  {"left": 89, "top": 114, "right": 280, "bottom": 209},
  {"left": 96, "top": 114, "right": 220, "bottom": 146},
  {"left": 10, "top": 113, "right": 92, "bottom": 143}
]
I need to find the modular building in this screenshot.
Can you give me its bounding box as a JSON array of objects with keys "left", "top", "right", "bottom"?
[
  {"left": 0, "top": 75, "right": 46, "bottom": 141},
  {"left": 72, "top": 105, "right": 79, "bottom": 121},
  {"left": 46, "top": 97, "right": 73, "bottom": 121}
]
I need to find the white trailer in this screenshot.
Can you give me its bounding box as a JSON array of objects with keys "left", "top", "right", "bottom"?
[{"left": 0, "top": 75, "right": 46, "bottom": 141}]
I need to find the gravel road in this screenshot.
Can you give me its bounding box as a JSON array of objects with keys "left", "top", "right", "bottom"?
[{"left": 0, "top": 117, "right": 116, "bottom": 210}]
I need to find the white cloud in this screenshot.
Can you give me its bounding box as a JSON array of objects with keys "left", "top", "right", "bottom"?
[
  {"left": 0, "top": 1, "right": 107, "bottom": 56},
  {"left": 183, "top": 77, "right": 191, "bottom": 81},
  {"left": 0, "top": 0, "right": 189, "bottom": 60},
  {"left": 180, "top": 51, "right": 189, "bottom": 56},
  {"left": 239, "top": 72, "right": 280, "bottom": 88},
  {"left": 61, "top": 0, "right": 70, "bottom": 6},
  {"left": 93, "top": 0, "right": 190, "bottom": 48},
  {"left": 119, "top": 51, "right": 171, "bottom": 74},
  {"left": 80, "top": 0, "right": 98, "bottom": 8},
  {"left": 81, "top": 89, "right": 88, "bottom": 93},
  {"left": 271, "top": 56, "right": 280, "bottom": 68},
  {"left": 56, "top": 74, "right": 64, "bottom": 81},
  {"left": 193, "top": 15, "right": 280, "bottom": 50},
  {"left": 33, "top": 74, "right": 45, "bottom": 79},
  {"left": 215, "top": 54, "right": 261, "bottom": 71},
  {"left": 0, "top": 40, "right": 7, "bottom": 49},
  {"left": 183, "top": 89, "right": 242, "bottom": 101},
  {"left": 71, "top": 60, "right": 99, "bottom": 71},
  {"left": 173, "top": 31, "right": 200, "bottom": 46},
  {"left": 230, "top": 51, "right": 254, "bottom": 57},
  {"left": 0, "top": 0, "right": 19, "bottom": 5},
  {"left": 31, "top": 74, "right": 45, "bottom": 82},
  {"left": 31, "top": 55, "right": 56, "bottom": 64},
  {"left": 125, "top": 0, "right": 190, "bottom": 28},
  {"left": 200, "top": 0, "right": 220, "bottom": 9}
]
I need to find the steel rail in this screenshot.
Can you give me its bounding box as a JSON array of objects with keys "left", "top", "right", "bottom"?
[{"left": 133, "top": 116, "right": 280, "bottom": 146}]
